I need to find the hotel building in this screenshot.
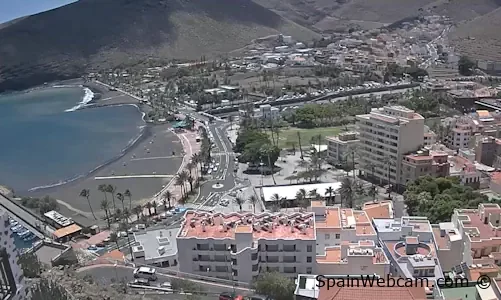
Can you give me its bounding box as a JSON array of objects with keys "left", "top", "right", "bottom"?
[
  {"left": 0, "top": 208, "right": 26, "bottom": 300},
  {"left": 176, "top": 211, "right": 317, "bottom": 283},
  {"left": 356, "top": 106, "right": 425, "bottom": 189}
]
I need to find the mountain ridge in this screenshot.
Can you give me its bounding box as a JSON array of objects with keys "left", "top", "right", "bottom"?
[{"left": 0, "top": 0, "right": 319, "bottom": 92}]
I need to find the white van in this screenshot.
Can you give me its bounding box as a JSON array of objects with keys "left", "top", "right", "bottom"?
[{"left": 133, "top": 267, "right": 157, "bottom": 281}]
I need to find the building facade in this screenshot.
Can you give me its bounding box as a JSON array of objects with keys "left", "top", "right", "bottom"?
[
  {"left": 176, "top": 211, "right": 316, "bottom": 283},
  {"left": 356, "top": 106, "right": 425, "bottom": 188},
  {"left": 400, "top": 149, "right": 449, "bottom": 185},
  {"left": 325, "top": 132, "right": 359, "bottom": 165},
  {"left": 0, "top": 209, "right": 25, "bottom": 300}
]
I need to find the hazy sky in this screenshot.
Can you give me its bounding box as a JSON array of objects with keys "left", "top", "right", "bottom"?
[{"left": 0, "top": 0, "right": 76, "bottom": 23}]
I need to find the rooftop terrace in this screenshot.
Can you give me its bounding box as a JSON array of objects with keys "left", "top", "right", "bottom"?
[{"left": 179, "top": 211, "right": 315, "bottom": 240}]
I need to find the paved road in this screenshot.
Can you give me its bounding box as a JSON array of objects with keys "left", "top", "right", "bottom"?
[
  {"left": 0, "top": 193, "right": 45, "bottom": 238},
  {"left": 214, "top": 86, "right": 420, "bottom": 117},
  {"left": 79, "top": 265, "right": 251, "bottom": 296}
]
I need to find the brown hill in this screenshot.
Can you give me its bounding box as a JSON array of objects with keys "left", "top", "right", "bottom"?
[
  {"left": 0, "top": 0, "right": 319, "bottom": 92},
  {"left": 450, "top": 6, "right": 501, "bottom": 61}
]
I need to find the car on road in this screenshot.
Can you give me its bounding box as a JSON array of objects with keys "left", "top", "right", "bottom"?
[
  {"left": 129, "top": 279, "right": 150, "bottom": 286},
  {"left": 160, "top": 281, "right": 172, "bottom": 289},
  {"left": 219, "top": 292, "right": 244, "bottom": 300},
  {"left": 133, "top": 267, "right": 157, "bottom": 281}
]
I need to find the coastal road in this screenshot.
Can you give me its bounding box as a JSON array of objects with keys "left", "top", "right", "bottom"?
[
  {"left": 0, "top": 193, "right": 45, "bottom": 238},
  {"left": 78, "top": 265, "right": 251, "bottom": 296}
]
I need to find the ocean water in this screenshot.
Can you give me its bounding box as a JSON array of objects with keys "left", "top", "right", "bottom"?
[{"left": 0, "top": 86, "right": 144, "bottom": 192}]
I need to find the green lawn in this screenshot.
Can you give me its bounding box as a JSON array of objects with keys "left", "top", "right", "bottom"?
[{"left": 271, "top": 127, "right": 344, "bottom": 149}]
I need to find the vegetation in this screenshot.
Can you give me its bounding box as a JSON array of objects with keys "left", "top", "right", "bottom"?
[
  {"left": 384, "top": 63, "right": 428, "bottom": 81},
  {"left": 234, "top": 127, "right": 280, "bottom": 171},
  {"left": 458, "top": 56, "right": 476, "bottom": 76},
  {"left": 20, "top": 196, "right": 58, "bottom": 215},
  {"left": 30, "top": 278, "right": 72, "bottom": 300},
  {"left": 170, "top": 278, "right": 206, "bottom": 295},
  {"left": 253, "top": 272, "right": 295, "bottom": 300},
  {"left": 270, "top": 126, "right": 343, "bottom": 149},
  {"left": 404, "top": 176, "right": 491, "bottom": 223},
  {"left": 18, "top": 251, "right": 43, "bottom": 278}
]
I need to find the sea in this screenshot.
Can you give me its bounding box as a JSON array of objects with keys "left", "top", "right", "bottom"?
[{"left": 0, "top": 85, "right": 145, "bottom": 193}]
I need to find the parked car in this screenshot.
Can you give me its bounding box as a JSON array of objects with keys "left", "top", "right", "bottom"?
[{"left": 129, "top": 279, "right": 150, "bottom": 286}]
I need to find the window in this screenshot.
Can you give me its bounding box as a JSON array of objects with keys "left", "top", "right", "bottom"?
[
  {"left": 306, "top": 267, "right": 312, "bottom": 274},
  {"left": 325, "top": 234, "right": 330, "bottom": 240},
  {"left": 335, "top": 234, "right": 340, "bottom": 239},
  {"left": 307, "top": 256, "right": 312, "bottom": 263},
  {"left": 307, "top": 245, "right": 312, "bottom": 252}
]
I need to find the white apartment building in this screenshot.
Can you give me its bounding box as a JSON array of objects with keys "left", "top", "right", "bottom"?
[
  {"left": 325, "top": 132, "right": 359, "bottom": 165},
  {"left": 356, "top": 106, "right": 425, "bottom": 188},
  {"left": 310, "top": 201, "right": 390, "bottom": 277},
  {"left": 255, "top": 104, "right": 280, "bottom": 121},
  {"left": 0, "top": 208, "right": 26, "bottom": 300},
  {"left": 177, "top": 211, "right": 316, "bottom": 283}
]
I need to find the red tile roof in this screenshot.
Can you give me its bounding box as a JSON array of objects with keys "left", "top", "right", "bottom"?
[{"left": 318, "top": 282, "right": 427, "bottom": 300}]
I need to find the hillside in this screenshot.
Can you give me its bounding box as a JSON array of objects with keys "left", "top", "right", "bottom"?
[
  {"left": 450, "top": 6, "right": 501, "bottom": 61},
  {"left": 0, "top": 0, "right": 319, "bottom": 92}
]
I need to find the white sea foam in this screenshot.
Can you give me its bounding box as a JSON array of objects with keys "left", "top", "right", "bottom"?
[{"left": 65, "top": 87, "right": 94, "bottom": 112}]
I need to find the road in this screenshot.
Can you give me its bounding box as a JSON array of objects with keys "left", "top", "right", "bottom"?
[
  {"left": 0, "top": 193, "right": 45, "bottom": 238},
  {"left": 78, "top": 265, "right": 251, "bottom": 296},
  {"left": 213, "top": 86, "right": 420, "bottom": 117}
]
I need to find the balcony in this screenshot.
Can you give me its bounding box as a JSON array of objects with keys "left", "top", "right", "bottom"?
[{"left": 0, "top": 248, "right": 17, "bottom": 300}]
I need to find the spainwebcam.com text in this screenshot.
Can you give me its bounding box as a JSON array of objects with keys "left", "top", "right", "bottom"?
[{"left": 316, "top": 274, "right": 492, "bottom": 289}]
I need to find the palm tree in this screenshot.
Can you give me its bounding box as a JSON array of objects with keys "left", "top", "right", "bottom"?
[
  {"left": 100, "top": 199, "right": 111, "bottom": 228},
  {"left": 248, "top": 195, "right": 258, "bottom": 213},
  {"left": 115, "top": 208, "right": 122, "bottom": 221},
  {"left": 308, "top": 189, "right": 319, "bottom": 201},
  {"left": 187, "top": 175, "right": 194, "bottom": 193},
  {"left": 79, "top": 189, "right": 96, "bottom": 220},
  {"left": 270, "top": 193, "right": 281, "bottom": 207},
  {"left": 186, "top": 161, "right": 196, "bottom": 179},
  {"left": 295, "top": 189, "right": 308, "bottom": 209},
  {"left": 152, "top": 201, "right": 158, "bottom": 215},
  {"left": 163, "top": 191, "right": 173, "bottom": 209},
  {"left": 145, "top": 202, "right": 153, "bottom": 216},
  {"left": 325, "top": 186, "right": 335, "bottom": 205},
  {"left": 117, "top": 192, "right": 125, "bottom": 210},
  {"left": 339, "top": 177, "right": 355, "bottom": 208},
  {"left": 124, "top": 189, "right": 132, "bottom": 210},
  {"left": 122, "top": 207, "right": 130, "bottom": 223},
  {"left": 98, "top": 184, "right": 108, "bottom": 201},
  {"left": 180, "top": 170, "right": 190, "bottom": 193},
  {"left": 106, "top": 185, "right": 117, "bottom": 212},
  {"left": 109, "top": 232, "right": 119, "bottom": 249},
  {"left": 132, "top": 205, "right": 142, "bottom": 220},
  {"left": 234, "top": 196, "right": 245, "bottom": 212},
  {"left": 175, "top": 174, "right": 186, "bottom": 199}
]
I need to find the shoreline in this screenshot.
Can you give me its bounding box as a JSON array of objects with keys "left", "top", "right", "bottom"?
[{"left": 4, "top": 79, "right": 160, "bottom": 195}]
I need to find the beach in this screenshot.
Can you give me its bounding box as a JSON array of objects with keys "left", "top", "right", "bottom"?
[{"left": 18, "top": 80, "right": 184, "bottom": 226}]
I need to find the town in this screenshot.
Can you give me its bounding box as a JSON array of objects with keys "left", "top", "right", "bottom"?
[{"left": 4, "top": 13, "right": 501, "bottom": 300}]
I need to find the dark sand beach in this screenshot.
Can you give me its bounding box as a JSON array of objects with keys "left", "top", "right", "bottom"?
[{"left": 25, "top": 82, "right": 183, "bottom": 226}]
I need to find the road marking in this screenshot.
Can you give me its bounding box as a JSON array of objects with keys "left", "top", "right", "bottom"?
[
  {"left": 95, "top": 175, "right": 175, "bottom": 180},
  {"left": 131, "top": 156, "right": 183, "bottom": 161}
]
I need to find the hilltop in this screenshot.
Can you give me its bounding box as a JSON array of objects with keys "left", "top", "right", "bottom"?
[{"left": 0, "top": 0, "right": 319, "bottom": 92}]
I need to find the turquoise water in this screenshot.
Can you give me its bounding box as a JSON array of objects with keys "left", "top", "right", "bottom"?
[{"left": 0, "top": 87, "right": 144, "bottom": 192}]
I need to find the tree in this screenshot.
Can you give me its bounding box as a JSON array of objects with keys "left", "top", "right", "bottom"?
[
  {"left": 458, "top": 56, "right": 476, "bottom": 76},
  {"left": 133, "top": 205, "right": 142, "bottom": 220},
  {"left": 117, "top": 192, "right": 125, "bottom": 210},
  {"left": 79, "top": 189, "right": 96, "bottom": 220},
  {"left": 339, "top": 177, "right": 355, "bottom": 208},
  {"left": 253, "top": 272, "right": 295, "bottom": 300},
  {"left": 107, "top": 185, "right": 117, "bottom": 212},
  {"left": 98, "top": 184, "right": 108, "bottom": 202},
  {"left": 325, "top": 186, "right": 335, "bottom": 205},
  {"left": 249, "top": 195, "right": 258, "bottom": 213},
  {"left": 100, "top": 199, "right": 111, "bottom": 228},
  {"left": 30, "top": 278, "right": 72, "bottom": 300},
  {"left": 404, "top": 176, "right": 489, "bottom": 223},
  {"left": 163, "top": 191, "right": 173, "bottom": 210},
  {"left": 18, "top": 251, "right": 42, "bottom": 278},
  {"left": 234, "top": 196, "right": 245, "bottom": 212},
  {"left": 145, "top": 202, "right": 153, "bottom": 216},
  {"left": 124, "top": 189, "right": 132, "bottom": 211},
  {"left": 109, "top": 232, "right": 120, "bottom": 249}
]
